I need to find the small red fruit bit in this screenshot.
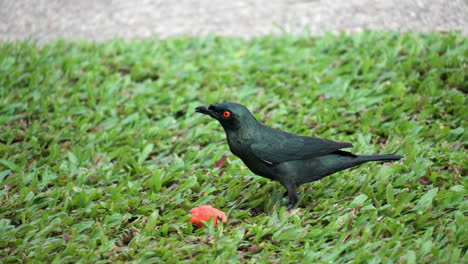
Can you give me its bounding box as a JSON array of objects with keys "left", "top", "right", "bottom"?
[{"left": 189, "top": 205, "right": 227, "bottom": 227}]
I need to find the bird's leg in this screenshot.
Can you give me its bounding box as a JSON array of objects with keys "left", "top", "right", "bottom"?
[{"left": 283, "top": 183, "right": 298, "bottom": 211}]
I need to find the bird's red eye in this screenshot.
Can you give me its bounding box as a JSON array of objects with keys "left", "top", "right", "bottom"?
[{"left": 223, "top": 111, "right": 231, "bottom": 118}]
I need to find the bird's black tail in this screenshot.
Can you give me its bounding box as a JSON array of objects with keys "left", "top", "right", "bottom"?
[{"left": 357, "top": 154, "right": 404, "bottom": 163}]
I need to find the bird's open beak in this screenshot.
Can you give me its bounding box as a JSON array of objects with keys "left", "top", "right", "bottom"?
[{"left": 195, "top": 104, "right": 217, "bottom": 118}]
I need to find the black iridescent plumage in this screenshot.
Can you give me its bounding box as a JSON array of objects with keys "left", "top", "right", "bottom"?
[{"left": 196, "top": 102, "right": 403, "bottom": 210}]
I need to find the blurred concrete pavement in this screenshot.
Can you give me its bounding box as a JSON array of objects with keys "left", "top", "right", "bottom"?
[{"left": 1, "top": 0, "right": 467, "bottom": 43}]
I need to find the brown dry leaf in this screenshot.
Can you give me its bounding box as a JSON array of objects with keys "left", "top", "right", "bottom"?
[
  {"left": 4, "top": 185, "right": 15, "bottom": 191},
  {"left": 62, "top": 233, "right": 71, "bottom": 242},
  {"left": 214, "top": 155, "right": 228, "bottom": 169},
  {"left": 250, "top": 244, "right": 259, "bottom": 253},
  {"left": 418, "top": 176, "right": 431, "bottom": 185}
]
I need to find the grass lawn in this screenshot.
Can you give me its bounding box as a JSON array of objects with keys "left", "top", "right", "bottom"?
[{"left": 0, "top": 31, "right": 466, "bottom": 263}]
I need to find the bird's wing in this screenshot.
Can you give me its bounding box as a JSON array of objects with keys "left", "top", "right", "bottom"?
[{"left": 250, "top": 129, "right": 353, "bottom": 164}]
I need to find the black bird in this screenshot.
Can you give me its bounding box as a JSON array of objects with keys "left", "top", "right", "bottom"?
[{"left": 195, "top": 102, "right": 403, "bottom": 210}]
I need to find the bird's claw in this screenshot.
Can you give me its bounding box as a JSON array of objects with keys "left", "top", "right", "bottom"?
[{"left": 286, "top": 203, "right": 296, "bottom": 211}]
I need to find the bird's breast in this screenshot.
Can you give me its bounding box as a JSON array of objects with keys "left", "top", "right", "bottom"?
[
  {"left": 224, "top": 132, "right": 276, "bottom": 179},
  {"left": 240, "top": 155, "right": 275, "bottom": 179},
  {"left": 227, "top": 141, "right": 276, "bottom": 180}
]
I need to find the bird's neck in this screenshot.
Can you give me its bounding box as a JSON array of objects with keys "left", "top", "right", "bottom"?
[{"left": 223, "top": 118, "right": 259, "bottom": 146}]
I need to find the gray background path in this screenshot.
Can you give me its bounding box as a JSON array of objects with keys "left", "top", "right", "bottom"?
[{"left": 1, "top": 0, "right": 467, "bottom": 43}]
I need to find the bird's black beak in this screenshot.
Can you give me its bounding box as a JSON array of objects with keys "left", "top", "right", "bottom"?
[
  {"left": 195, "top": 105, "right": 211, "bottom": 114},
  {"left": 195, "top": 104, "right": 217, "bottom": 118}
]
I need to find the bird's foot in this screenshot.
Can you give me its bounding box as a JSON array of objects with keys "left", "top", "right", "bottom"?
[
  {"left": 286, "top": 202, "right": 297, "bottom": 211},
  {"left": 283, "top": 183, "right": 298, "bottom": 211}
]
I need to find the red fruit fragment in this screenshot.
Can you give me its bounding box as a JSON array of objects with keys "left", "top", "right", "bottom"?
[{"left": 189, "top": 205, "right": 227, "bottom": 227}]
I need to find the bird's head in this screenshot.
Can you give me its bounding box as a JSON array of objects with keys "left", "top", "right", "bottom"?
[{"left": 195, "top": 102, "right": 258, "bottom": 131}]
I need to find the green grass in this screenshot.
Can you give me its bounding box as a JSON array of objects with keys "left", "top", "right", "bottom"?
[{"left": 0, "top": 31, "right": 467, "bottom": 263}]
